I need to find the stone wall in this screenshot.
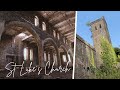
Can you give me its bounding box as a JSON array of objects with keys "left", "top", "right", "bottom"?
[
  {"left": 75, "top": 34, "right": 96, "bottom": 79},
  {"left": 0, "top": 35, "right": 13, "bottom": 69}
]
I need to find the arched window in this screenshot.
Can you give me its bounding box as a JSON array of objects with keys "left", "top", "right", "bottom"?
[
  {"left": 53, "top": 53, "right": 57, "bottom": 66},
  {"left": 44, "top": 52, "right": 47, "bottom": 61},
  {"left": 30, "top": 49, "right": 33, "bottom": 61},
  {"left": 24, "top": 47, "right": 28, "bottom": 61},
  {"left": 34, "top": 16, "right": 39, "bottom": 27},
  {"left": 100, "top": 24, "right": 102, "bottom": 28},
  {"left": 63, "top": 38, "right": 66, "bottom": 43},
  {"left": 95, "top": 26, "right": 97, "bottom": 30},
  {"left": 42, "top": 22, "right": 46, "bottom": 31},
  {"left": 68, "top": 54, "right": 71, "bottom": 62},
  {"left": 48, "top": 53, "right": 50, "bottom": 61},
  {"left": 53, "top": 30, "right": 56, "bottom": 37},
  {"left": 57, "top": 33, "right": 60, "bottom": 40},
  {"left": 63, "top": 55, "right": 67, "bottom": 62},
  {"left": 66, "top": 40, "right": 68, "bottom": 44}
]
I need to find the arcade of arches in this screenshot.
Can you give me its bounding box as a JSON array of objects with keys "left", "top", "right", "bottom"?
[{"left": 0, "top": 11, "right": 75, "bottom": 78}]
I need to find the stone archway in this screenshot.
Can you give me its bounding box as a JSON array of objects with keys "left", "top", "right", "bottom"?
[
  {"left": 0, "top": 20, "right": 43, "bottom": 69},
  {"left": 59, "top": 45, "right": 69, "bottom": 67},
  {"left": 42, "top": 38, "right": 59, "bottom": 67}
]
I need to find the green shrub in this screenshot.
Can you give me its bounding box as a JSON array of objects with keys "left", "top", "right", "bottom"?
[{"left": 91, "top": 36, "right": 120, "bottom": 79}]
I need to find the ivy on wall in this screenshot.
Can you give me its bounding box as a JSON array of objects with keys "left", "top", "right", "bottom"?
[
  {"left": 90, "top": 50, "right": 95, "bottom": 67},
  {"left": 100, "top": 36, "right": 117, "bottom": 68}
]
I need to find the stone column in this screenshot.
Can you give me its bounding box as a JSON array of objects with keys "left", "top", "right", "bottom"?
[
  {"left": 46, "top": 50, "right": 48, "bottom": 62},
  {"left": 60, "top": 52, "right": 63, "bottom": 66},
  {"left": 57, "top": 50, "right": 61, "bottom": 67},
  {"left": 33, "top": 46, "right": 39, "bottom": 66},
  {"left": 27, "top": 47, "right": 30, "bottom": 67},
  {"left": 38, "top": 40, "right": 44, "bottom": 67},
  {"left": 50, "top": 50, "right": 53, "bottom": 66}
]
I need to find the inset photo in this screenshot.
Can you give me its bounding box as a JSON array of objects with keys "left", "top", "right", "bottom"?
[
  {"left": 74, "top": 11, "right": 120, "bottom": 79},
  {"left": 0, "top": 11, "right": 75, "bottom": 79}
]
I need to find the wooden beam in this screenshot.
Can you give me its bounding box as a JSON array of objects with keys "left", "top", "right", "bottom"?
[
  {"left": 54, "top": 17, "right": 75, "bottom": 28},
  {"left": 48, "top": 11, "right": 65, "bottom": 20},
  {"left": 62, "top": 29, "right": 74, "bottom": 35},
  {"left": 49, "top": 12, "right": 75, "bottom": 24},
  {"left": 64, "top": 32, "right": 74, "bottom": 36},
  {"left": 58, "top": 25, "right": 71, "bottom": 31}
]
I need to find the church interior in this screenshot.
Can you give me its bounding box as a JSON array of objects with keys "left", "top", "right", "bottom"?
[{"left": 0, "top": 11, "right": 75, "bottom": 79}]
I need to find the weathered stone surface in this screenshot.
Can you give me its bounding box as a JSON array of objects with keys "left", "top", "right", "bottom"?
[{"left": 75, "top": 35, "right": 96, "bottom": 79}]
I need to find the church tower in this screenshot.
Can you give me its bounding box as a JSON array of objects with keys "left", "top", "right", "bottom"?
[{"left": 90, "top": 16, "right": 111, "bottom": 67}]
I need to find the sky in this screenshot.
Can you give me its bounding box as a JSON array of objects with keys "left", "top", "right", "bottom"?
[{"left": 76, "top": 11, "right": 120, "bottom": 48}]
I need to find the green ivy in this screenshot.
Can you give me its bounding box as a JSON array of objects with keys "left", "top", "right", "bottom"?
[
  {"left": 90, "top": 50, "right": 95, "bottom": 67},
  {"left": 92, "top": 36, "right": 120, "bottom": 79},
  {"left": 100, "top": 36, "right": 117, "bottom": 69}
]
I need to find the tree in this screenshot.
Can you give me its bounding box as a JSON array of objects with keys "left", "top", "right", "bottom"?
[
  {"left": 86, "top": 21, "right": 91, "bottom": 26},
  {"left": 114, "top": 47, "right": 120, "bottom": 62},
  {"left": 114, "top": 47, "right": 120, "bottom": 57}
]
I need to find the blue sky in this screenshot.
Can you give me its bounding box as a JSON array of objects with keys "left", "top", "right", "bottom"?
[{"left": 77, "top": 11, "right": 120, "bottom": 48}]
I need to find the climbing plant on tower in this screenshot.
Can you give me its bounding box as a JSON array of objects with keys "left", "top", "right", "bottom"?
[{"left": 95, "top": 36, "right": 119, "bottom": 79}]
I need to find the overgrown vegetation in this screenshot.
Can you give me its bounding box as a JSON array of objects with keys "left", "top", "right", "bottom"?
[
  {"left": 90, "top": 50, "right": 95, "bottom": 67},
  {"left": 90, "top": 36, "right": 120, "bottom": 79},
  {"left": 114, "top": 47, "right": 120, "bottom": 56},
  {"left": 114, "top": 47, "right": 120, "bottom": 62},
  {"left": 117, "top": 55, "right": 120, "bottom": 62}
]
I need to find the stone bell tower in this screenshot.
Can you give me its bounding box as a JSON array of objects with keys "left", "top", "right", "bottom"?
[{"left": 89, "top": 16, "right": 111, "bottom": 67}]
